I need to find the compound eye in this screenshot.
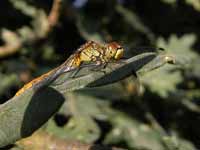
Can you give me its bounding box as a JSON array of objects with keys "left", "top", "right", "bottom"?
[{"left": 114, "top": 47, "right": 124, "bottom": 59}]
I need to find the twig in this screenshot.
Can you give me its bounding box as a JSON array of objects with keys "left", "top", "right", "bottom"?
[{"left": 48, "top": 0, "right": 62, "bottom": 29}]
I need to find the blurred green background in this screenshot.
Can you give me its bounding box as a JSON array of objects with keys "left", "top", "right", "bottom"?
[{"left": 0, "top": 0, "right": 200, "bottom": 149}]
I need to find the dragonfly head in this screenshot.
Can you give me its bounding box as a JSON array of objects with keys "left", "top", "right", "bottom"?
[{"left": 106, "top": 42, "right": 124, "bottom": 60}]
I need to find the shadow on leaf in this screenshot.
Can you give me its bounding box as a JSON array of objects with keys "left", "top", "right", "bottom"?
[{"left": 21, "top": 87, "right": 65, "bottom": 137}]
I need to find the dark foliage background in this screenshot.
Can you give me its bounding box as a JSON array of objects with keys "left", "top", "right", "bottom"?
[{"left": 0, "top": 0, "right": 200, "bottom": 149}]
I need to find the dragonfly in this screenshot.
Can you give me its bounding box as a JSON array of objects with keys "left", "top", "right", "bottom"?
[{"left": 15, "top": 41, "right": 124, "bottom": 96}]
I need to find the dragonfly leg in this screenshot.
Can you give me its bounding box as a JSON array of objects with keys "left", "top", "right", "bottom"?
[
  {"left": 89, "top": 59, "right": 126, "bottom": 73},
  {"left": 70, "top": 63, "right": 102, "bottom": 78},
  {"left": 89, "top": 62, "right": 107, "bottom": 74},
  {"left": 70, "top": 59, "right": 125, "bottom": 78}
]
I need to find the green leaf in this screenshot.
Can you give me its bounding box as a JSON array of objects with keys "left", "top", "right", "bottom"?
[
  {"left": 0, "top": 52, "right": 174, "bottom": 147},
  {"left": 141, "top": 65, "right": 182, "bottom": 97},
  {"left": 162, "top": 136, "right": 196, "bottom": 150},
  {"left": 104, "top": 110, "right": 196, "bottom": 150},
  {"left": 46, "top": 115, "right": 100, "bottom": 143},
  {"left": 64, "top": 93, "right": 109, "bottom": 120},
  {"left": 9, "top": 0, "right": 38, "bottom": 17},
  {"left": 141, "top": 34, "right": 198, "bottom": 97},
  {"left": 104, "top": 112, "right": 165, "bottom": 150},
  {"left": 157, "top": 34, "right": 198, "bottom": 64}
]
